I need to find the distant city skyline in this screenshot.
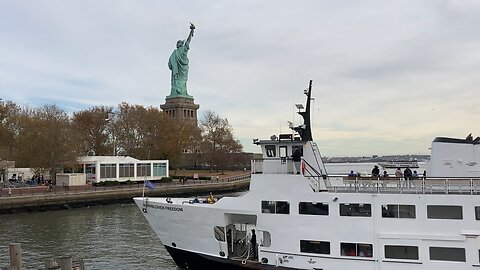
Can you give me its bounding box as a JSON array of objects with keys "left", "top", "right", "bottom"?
[{"left": 1, "top": 1, "right": 479, "bottom": 156}]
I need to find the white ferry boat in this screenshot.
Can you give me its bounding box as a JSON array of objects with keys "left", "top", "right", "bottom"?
[
  {"left": 135, "top": 81, "right": 480, "bottom": 270},
  {"left": 377, "top": 160, "right": 419, "bottom": 169}
]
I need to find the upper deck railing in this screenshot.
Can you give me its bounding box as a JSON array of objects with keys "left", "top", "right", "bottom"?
[
  {"left": 328, "top": 175, "right": 480, "bottom": 195},
  {"left": 251, "top": 159, "right": 480, "bottom": 194}
]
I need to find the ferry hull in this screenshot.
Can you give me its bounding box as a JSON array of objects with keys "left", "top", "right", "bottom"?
[{"left": 165, "top": 246, "right": 296, "bottom": 270}]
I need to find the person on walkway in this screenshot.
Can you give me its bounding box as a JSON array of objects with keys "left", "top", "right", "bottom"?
[{"left": 8, "top": 187, "right": 12, "bottom": 196}]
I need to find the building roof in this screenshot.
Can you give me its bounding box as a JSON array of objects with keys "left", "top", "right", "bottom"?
[{"left": 77, "top": 156, "right": 140, "bottom": 163}]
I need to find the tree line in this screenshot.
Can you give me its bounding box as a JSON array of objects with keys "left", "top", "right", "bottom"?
[{"left": 0, "top": 100, "right": 243, "bottom": 180}]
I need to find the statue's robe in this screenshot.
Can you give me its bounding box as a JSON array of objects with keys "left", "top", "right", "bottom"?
[{"left": 168, "top": 43, "right": 190, "bottom": 97}]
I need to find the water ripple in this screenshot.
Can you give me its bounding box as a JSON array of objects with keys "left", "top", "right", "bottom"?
[{"left": 0, "top": 203, "right": 179, "bottom": 270}]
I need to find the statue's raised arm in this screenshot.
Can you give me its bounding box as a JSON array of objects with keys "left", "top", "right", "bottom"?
[{"left": 186, "top": 22, "right": 195, "bottom": 47}]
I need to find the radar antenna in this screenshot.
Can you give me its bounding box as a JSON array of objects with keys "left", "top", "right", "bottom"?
[{"left": 292, "top": 80, "right": 313, "bottom": 141}]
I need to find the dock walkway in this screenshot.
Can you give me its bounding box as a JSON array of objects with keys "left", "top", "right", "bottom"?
[{"left": 0, "top": 174, "right": 250, "bottom": 214}]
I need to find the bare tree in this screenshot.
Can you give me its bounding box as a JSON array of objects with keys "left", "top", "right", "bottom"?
[
  {"left": 3, "top": 101, "right": 246, "bottom": 178},
  {"left": 14, "top": 105, "right": 80, "bottom": 182},
  {"left": 72, "top": 106, "right": 112, "bottom": 156},
  {"left": 200, "top": 111, "right": 243, "bottom": 172},
  {"left": 141, "top": 106, "right": 176, "bottom": 160},
  {"left": 0, "top": 100, "right": 20, "bottom": 160}
]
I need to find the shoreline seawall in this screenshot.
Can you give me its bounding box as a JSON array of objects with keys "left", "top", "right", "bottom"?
[{"left": 0, "top": 178, "right": 250, "bottom": 215}]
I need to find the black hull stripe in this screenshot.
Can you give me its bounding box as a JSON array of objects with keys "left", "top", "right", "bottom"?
[{"left": 164, "top": 246, "right": 298, "bottom": 270}]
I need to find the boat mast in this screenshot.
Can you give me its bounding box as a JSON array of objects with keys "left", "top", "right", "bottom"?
[{"left": 293, "top": 80, "right": 313, "bottom": 141}]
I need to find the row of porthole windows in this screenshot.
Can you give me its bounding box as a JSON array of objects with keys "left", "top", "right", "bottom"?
[
  {"left": 262, "top": 201, "right": 480, "bottom": 221},
  {"left": 301, "top": 240, "right": 469, "bottom": 262}
]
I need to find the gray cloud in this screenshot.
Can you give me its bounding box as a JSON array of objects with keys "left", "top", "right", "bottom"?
[{"left": 1, "top": 0, "right": 479, "bottom": 155}]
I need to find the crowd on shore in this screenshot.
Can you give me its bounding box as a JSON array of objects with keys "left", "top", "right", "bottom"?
[{"left": 0, "top": 170, "right": 250, "bottom": 198}]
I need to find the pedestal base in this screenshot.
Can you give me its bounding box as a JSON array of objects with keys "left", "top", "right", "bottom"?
[{"left": 160, "top": 97, "right": 199, "bottom": 124}]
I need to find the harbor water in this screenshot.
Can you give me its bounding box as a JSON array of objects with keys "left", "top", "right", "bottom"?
[
  {"left": 0, "top": 163, "right": 426, "bottom": 269},
  {"left": 0, "top": 203, "right": 178, "bottom": 270}
]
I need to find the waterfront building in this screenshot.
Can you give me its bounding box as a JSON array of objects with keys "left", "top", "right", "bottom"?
[
  {"left": 77, "top": 156, "right": 168, "bottom": 184},
  {"left": 0, "top": 160, "right": 15, "bottom": 182}
]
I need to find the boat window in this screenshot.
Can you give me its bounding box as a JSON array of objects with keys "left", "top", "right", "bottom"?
[
  {"left": 214, "top": 226, "right": 225, "bottom": 242},
  {"left": 385, "top": 245, "right": 419, "bottom": 260},
  {"left": 476, "top": 206, "right": 480, "bottom": 220},
  {"left": 261, "top": 201, "right": 290, "bottom": 214},
  {"left": 265, "top": 145, "right": 276, "bottom": 157},
  {"left": 340, "top": 203, "right": 371, "bottom": 217},
  {"left": 300, "top": 240, "right": 330, "bottom": 255},
  {"left": 429, "top": 247, "right": 465, "bottom": 262},
  {"left": 276, "top": 201, "right": 290, "bottom": 214},
  {"left": 382, "top": 205, "right": 416, "bottom": 218},
  {"left": 299, "top": 202, "right": 329, "bottom": 215},
  {"left": 279, "top": 146, "right": 287, "bottom": 158},
  {"left": 261, "top": 231, "right": 271, "bottom": 247},
  {"left": 427, "top": 205, "right": 463, "bottom": 220},
  {"left": 340, "top": 242, "right": 373, "bottom": 257},
  {"left": 262, "top": 201, "right": 276, "bottom": 213}
]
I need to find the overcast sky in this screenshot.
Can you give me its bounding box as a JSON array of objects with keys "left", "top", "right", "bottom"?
[{"left": 1, "top": 0, "right": 479, "bottom": 156}]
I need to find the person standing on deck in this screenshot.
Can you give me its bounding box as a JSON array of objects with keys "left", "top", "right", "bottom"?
[
  {"left": 250, "top": 229, "right": 258, "bottom": 260},
  {"left": 371, "top": 165, "right": 380, "bottom": 177},
  {"left": 404, "top": 166, "right": 413, "bottom": 188},
  {"left": 292, "top": 147, "right": 302, "bottom": 174},
  {"left": 395, "top": 167, "right": 403, "bottom": 178},
  {"left": 404, "top": 166, "right": 413, "bottom": 180}
]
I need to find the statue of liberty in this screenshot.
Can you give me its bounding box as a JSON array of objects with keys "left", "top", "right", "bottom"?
[{"left": 167, "top": 23, "right": 195, "bottom": 99}]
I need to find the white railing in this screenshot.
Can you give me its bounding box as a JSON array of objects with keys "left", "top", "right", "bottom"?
[{"left": 327, "top": 175, "right": 480, "bottom": 195}]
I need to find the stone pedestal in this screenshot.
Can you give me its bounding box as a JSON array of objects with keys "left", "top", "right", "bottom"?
[{"left": 160, "top": 97, "right": 199, "bottom": 124}]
